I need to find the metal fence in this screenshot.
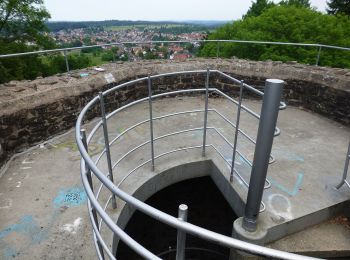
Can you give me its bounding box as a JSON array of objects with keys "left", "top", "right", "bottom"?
[
  {"left": 75, "top": 68, "right": 320, "bottom": 260},
  {"left": 336, "top": 141, "right": 350, "bottom": 189},
  {"left": 1, "top": 39, "right": 350, "bottom": 74}
]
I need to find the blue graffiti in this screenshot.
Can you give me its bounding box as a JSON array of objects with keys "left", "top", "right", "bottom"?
[
  {"left": 0, "top": 215, "right": 46, "bottom": 244},
  {"left": 4, "top": 246, "right": 17, "bottom": 258},
  {"left": 270, "top": 172, "right": 304, "bottom": 196},
  {"left": 53, "top": 186, "right": 87, "bottom": 208}
]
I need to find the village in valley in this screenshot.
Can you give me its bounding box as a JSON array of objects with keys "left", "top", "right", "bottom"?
[{"left": 48, "top": 22, "right": 211, "bottom": 62}]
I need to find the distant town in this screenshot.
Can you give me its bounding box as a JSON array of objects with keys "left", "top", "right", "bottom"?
[{"left": 47, "top": 21, "right": 224, "bottom": 63}]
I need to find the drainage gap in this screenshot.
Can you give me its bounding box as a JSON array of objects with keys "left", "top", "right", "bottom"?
[{"left": 117, "top": 176, "right": 237, "bottom": 259}]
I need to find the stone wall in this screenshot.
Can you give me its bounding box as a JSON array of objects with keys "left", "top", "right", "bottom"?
[{"left": 0, "top": 58, "right": 349, "bottom": 167}]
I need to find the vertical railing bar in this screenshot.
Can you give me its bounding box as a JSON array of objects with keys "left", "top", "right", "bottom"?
[
  {"left": 81, "top": 129, "right": 105, "bottom": 260},
  {"left": 202, "top": 67, "right": 210, "bottom": 157},
  {"left": 148, "top": 75, "right": 155, "bottom": 171},
  {"left": 176, "top": 204, "right": 188, "bottom": 260},
  {"left": 316, "top": 46, "right": 322, "bottom": 66},
  {"left": 335, "top": 141, "right": 350, "bottom": 189},
  {"left": 99, "top": 92, "right": 117, "bottom": 209},
  {"left": 64, "top": 50, "right": 70, "bottom": 73},
  {"left": 230, "top": 80, "right": 244, "bottom": 182},
  {"left": 216, "top": 41, "right": 220, "bottom": 58}
]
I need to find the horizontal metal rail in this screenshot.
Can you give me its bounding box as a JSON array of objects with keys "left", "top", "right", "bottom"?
[
  {"left": 1, "top": 39, "right": 349, "bottom": 58},
  {"left": 75, "top": 69, "right": 317, "bottom": 259},
  {"left": 78, "top": 149, "right": 317, "bottom": 260}
]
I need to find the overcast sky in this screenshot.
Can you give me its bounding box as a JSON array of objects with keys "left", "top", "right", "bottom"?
[{"left": 44, "top": 0, "right": 328, "bottom": 21}]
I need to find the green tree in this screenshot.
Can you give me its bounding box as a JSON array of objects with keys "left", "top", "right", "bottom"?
[
  {"left": 244, "top": 0, "right": 275, "bottom": 18},
  {"left": 327, "top": 0, "right": 350, "bottom": 16},
  {"left": 280, "top": 0, "right": 311, "bottom": 8},
  {"left": 0, "top": 0, "right": 54, "bottom": 83},
  {"left": 200, "top": 5, "right": 350, "bottom": 68}
]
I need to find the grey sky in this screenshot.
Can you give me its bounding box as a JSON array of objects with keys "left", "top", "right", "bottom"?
[{"left": 44, "top": 0, "right": 328, "bottom": 21}]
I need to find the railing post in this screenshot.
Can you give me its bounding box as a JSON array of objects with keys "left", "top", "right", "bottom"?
[
  {"left": 148, "top": 75, "right": 155, "bottom": 171},
  {"left": 316, "top": 46, "right": 322, "bottom": 66},
  {"left": 335, "top": 141, "right": 350, "bottom": 189},
  {"left": 81, "top": 129, "right": 105, "bottom": 260},
  {"left": 202, "top": 67, "right": 210, "bottom": 157},
  {"left": 176, "top": 204, "right": 188, "bottom": 260},
  {"left": 243, "top": 79, "right": 284, "bottom": 232},
  {"left": 64, "top": 50, "right": 70, "bottom": 73},
  {"left": 99, "top": 92, "right": 117, "bottom": 209},
  {"left": 230, "top": 81, "right": 244, "bottom": 182},
  {"left": 216, "top": 41, "right": 220, "bottom": 58}
]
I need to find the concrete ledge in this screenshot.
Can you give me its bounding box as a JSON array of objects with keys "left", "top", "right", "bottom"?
[{"left": 1, "top": 58, "right": 349, "bottom": 169}]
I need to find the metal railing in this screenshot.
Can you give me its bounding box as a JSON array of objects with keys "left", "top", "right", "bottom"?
[
  {"left": 335, "top": 141, "right": 350, "bottom": 189},
  {"left": 1, "top": 39, "right": 350, "bottom": 73},
  {"left": 76, "top": 69, "right": 319, "bottom": 259}
]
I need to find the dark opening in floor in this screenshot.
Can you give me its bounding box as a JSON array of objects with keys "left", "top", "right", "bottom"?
[{"left": 116, "top": 176, "right": 238, "bottom": 259}]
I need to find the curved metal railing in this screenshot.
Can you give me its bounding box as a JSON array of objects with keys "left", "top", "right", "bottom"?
[
  {"left": 76, "top": 69, "right": 319, "bottom": 260},
  {"left": 335, "top": 141, "right": 350, "bottom": 189}
]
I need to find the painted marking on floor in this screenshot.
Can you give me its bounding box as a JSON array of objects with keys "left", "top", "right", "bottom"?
[
  {"left": 22, "top": 159, "right": 34, "bottom": 164},
  {"left": 270, "top": 172, "right": 304, "bottom": 196},
  {"left": 20, "top": 167, "right": 32, "bottom": 170},
  {"left": 61, "top": 218, "right": 82, "bottom": 234},
  {"left": 53, "top": 186, "right": 87, "bottom": 208}
]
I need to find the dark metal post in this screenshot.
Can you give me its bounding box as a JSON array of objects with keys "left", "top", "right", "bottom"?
[
  {"left": 202, "top": 68, "right": 210, "bottom": 157},
  {"left": 176, "top": 204, "right": 188, "bottom": 260},
  {"left": 230, "top": 81, "right": 244, "bottom": 182},
  {"left": 64, "top": 50, "right": 70, "bottom": 73},
  {"left": 316, "top": 46, "right": 322, "bottom": 66},
  {"left": 81, "top": 129, "right": 105, "bottom": 260},
  {"left": 99, "top": 92, "right": 117, "bottom": 209},
  {"left": 335, "top": 141, "right": 350, "bottom": 189},
  {"left": 243, "top": 79, "right": 284, "bottom": 232},
  {"left": 148, "top": 75, "right": 155, "bottom": 171}
]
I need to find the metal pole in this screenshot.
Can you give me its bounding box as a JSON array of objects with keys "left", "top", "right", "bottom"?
[
  {"left": 243, "top": 79, "right": 284, "bottom": 232},
  {"left": 316, "top": 46, "right": 322, "bottom": 66},
  {"left": 148, "top": 75, "right": 155, "bottom": 171},
  {"left": 230, "top": 81, "right": 244, "bottom": 182},
  {"left": 99, "top": 92, "right": 117, "bottom": 209},
  {"left": 202, "top": 68, "right": 210, "bottom": 157},
  {"left": 216, "top": 41, "right": 220, "bottom": 58},
  {"left": 81, "top": 129, "right": 105, "bottom": 260},
  {"left": 335, "top": 141, "right": 350, "bottom": 189},
  {"left": 176, "top": 204, "right": 188, "bottom": 260},
  {"left": 64, "top": 50, "right": 70, "bottom": 73}
]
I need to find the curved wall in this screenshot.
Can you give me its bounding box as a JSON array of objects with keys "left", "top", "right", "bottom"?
[{"left": 0, "top": 58, "right": 349, "bottom": 168}]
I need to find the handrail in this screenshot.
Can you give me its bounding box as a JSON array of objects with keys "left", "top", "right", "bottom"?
[
  {"left": 335, "top": 141, "right": 350, "bottom": 189},
  {"left": 1, "top": 39, "right": 349, "bottom": 58},
  {"left": 75, "top": 69, "right": 319, "bottom": 259}
]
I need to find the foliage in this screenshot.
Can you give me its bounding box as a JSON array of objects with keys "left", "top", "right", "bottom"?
[
  {"left": 279, "top": 0, "right": 311, "bottom": 8},
  {"left": 327, "top": 0, "right": 350, "bottom": 16},
  {"left": 0, "top": 0, "right": 52, "bottom": 82},
  {"left": 244, "top": 0, "right": 275, "bottom": 18},
  {"left": 101, "top": 47, "right": 118, "bottom": 62},
  {"left": 199, "top": 5, "right": 350, "bottom": 68}
]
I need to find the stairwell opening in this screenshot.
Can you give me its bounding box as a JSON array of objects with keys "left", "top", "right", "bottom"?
[{"left": 116, "top": 176, "right": 238, "bottom": 260}]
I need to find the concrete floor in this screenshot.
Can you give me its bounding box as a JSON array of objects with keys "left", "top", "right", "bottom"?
[{"left": 0, "top": 96, "right": 349, "bottom": 259}]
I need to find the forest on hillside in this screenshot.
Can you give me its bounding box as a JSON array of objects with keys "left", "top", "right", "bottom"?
[{"left": 199, "top": 0, "right": 350, "bottom": 68}]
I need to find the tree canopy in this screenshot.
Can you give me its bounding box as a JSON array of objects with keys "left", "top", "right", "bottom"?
[
  {"left": 199, "top": 5, "right": 350, "bottom": 68},
  {"left": 280, "top": 0, "right": 311, "bottom": 8},
  {"left": 244, "top": 0, "right": 275, "bottom": 18},
  {"left": 0, "top": 0, "right": 92, "bottom": 83},
  {"left": 327, "top": 0, "right": 350, "bottom": 16}
]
